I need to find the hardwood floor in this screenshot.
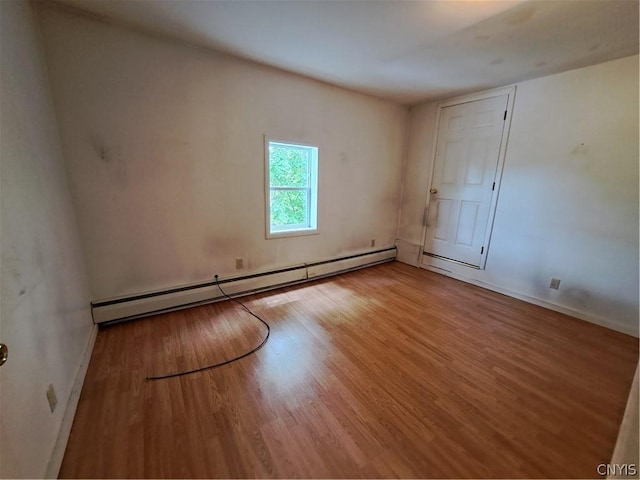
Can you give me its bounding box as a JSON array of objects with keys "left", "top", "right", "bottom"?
[{"left": 59, "top": 262, "right": 639, "bottom": 478}]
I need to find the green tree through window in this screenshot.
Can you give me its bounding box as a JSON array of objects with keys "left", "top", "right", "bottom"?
[{"left": 266, "top": 140, "right": 318, "bottom": 237}]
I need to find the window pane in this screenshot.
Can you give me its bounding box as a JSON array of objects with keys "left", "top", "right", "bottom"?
[
  {"left": 270, "top": 189, "right": 308, "bottom": 227},
  {"left": 269, "top": 144, "right": 309, "bottom": 188}
]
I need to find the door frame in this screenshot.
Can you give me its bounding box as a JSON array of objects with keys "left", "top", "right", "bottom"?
[{"left": 419, "top": 85, "right": 517, "bottom": 270}]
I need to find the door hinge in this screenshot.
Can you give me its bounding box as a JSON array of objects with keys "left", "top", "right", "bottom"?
[
  {"left": 492, "top": 182, "right": 495, "bottom": 191},
  {"left": 481, "top": 246, "right": 484, "bottom": 254},
  {"left": 503, "top": 110, "right": 507, "bottom": 120}
]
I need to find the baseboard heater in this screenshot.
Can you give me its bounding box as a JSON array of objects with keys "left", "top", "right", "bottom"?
[{"left": 91, "top": 246, "right": 397, "bottom": 324}]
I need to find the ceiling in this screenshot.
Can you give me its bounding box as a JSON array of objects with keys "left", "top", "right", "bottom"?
[{"left": 50, "top": 0, "right": 639, "bottom": 105}]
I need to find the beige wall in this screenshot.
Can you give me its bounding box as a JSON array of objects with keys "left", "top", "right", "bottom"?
[
  {"left": 0, "top": 1, "right": 95, "bottom": 477},
  {"left": 36, "top": 5, "right": 407, "bottom": 301},
  {"left": 398, "top": 55, "right": 639, "bottom": 336},
  {"left": 2, "top": 3, "right": 637, "bottom": 477}
]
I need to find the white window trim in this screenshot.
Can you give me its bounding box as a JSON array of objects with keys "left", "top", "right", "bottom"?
[{"left": 264, "top": 136, "right": 319, "bottom": 239}]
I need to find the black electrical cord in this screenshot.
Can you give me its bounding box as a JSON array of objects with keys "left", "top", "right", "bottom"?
[{"left": 146, "top": 275, "right": 271, "bottom": 381}]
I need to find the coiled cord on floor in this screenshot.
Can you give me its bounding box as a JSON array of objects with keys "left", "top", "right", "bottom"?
[{"left": 146, "top": 275, "right": 271, "bottom": 380}]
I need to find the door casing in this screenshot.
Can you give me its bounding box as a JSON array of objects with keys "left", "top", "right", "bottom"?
[{"left": 419, "top": 86, "right": 516, "bottom": 270}]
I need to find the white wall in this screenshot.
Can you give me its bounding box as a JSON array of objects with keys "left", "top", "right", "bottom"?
[
  {"left": 36, "top": 5, "right": 407, "bottom": 301},
  {"left": 0, "top": 1, "right": 95, "bottom": 477},
  {"left": 398, "top": 55, "right": 639, "bottom": 336}
]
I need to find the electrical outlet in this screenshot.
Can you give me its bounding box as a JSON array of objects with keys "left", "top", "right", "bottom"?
[
  {"left": 371, "top": 239, "right": 376, "bottom": 247},
  {"left": 235, "top": 258, "right": 244, "bottom": 269},
  {"left": 549, "top": 278, "right": 561, "bottom": 290},
  {"left": 46, "top": 384, "right": 57, "bottom": 413}
]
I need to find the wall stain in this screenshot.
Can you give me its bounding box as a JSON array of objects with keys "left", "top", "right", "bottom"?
[
  {"left": 504, "top": 4, "right": 536, "bottom": 25},
  {"left": 203, "top": 235, "right": 245, "bottom": 258},
  {"left": 565, "top": 287, "right": 591, "bottom": 309},
  {"left": 90, "top": 135, "right": 128, "bottom": 185},
  {"left": 91, "top": 136, "right": 112, "bottom": 163},
  {"left": 570, "top": 142, "right": 587, "bottom": 155}
]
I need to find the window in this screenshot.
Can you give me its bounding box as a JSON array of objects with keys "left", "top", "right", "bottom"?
[{"left": 265, "top": 138, "right": 318, "bottom": 238}]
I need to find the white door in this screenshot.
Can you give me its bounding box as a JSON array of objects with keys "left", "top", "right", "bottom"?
[{"left": 424, "top": 94, "right": 509, "bottom": 268}]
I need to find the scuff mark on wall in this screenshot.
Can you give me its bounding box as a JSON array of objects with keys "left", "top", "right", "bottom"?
[
  {"left": 564, "top": 287, "right": 591, "bottom": 309},
  {"left": 91, "top": 135, "right": 112, "bottom": 163},
  {"left": 202, "top": 235, "right": 247, "bottom": 258},
  {"left": 570, "top": 142, "right": 587, "bottom": 155},
  {"left": 90, "top": 135, "right": 128, "bottom": 185},
  {"left": 503, "top": 4, "right": 536, "bottom": 26}
]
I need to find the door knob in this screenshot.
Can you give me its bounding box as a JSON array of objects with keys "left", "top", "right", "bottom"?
[
  {"left": 430, "top": 188, "right": 438, "bottom": 194},
  {"left": 0, "top": 343, "right": 7, "bottom": 366}
]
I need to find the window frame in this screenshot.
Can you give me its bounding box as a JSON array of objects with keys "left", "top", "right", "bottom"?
[{"left": 264, "top": 137, "right": 319, "bottom": 239}]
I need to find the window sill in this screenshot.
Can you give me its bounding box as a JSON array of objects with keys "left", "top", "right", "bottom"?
[{"left": 266, "top": 228, "right": 319, "bottom": 239}]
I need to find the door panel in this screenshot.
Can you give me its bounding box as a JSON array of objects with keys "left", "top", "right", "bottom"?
[
  {"left": 434, "top": 199, "right": 452, "bottom": 241},
  {"left": 442, "top": 140, "right": 462, "bottom": 184},
  {"left": 464, "top": 138, "right": 488, "bottom": 185},
  {"left": 424, "top": 94, "right": 509, "bottom": 267},
  {"left": 456, "top": 201, "right": 479, "bottom": 247}
]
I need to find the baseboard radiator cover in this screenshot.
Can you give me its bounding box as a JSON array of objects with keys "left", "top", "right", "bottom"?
[{"left": 91, "top": 247, "right": 396, "bottom": 324}]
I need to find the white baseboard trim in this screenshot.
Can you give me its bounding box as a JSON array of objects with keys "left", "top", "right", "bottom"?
[
  {"left": 420, "top": 264, "right": 638, "bottom": 337},
  {"left": 45, "top": 323, "right": 99, "bottom": 479}
]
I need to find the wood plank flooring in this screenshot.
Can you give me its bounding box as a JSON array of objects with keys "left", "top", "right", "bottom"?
[{"left": 59, "top": 261, "right": 639, "bottom": 478}]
